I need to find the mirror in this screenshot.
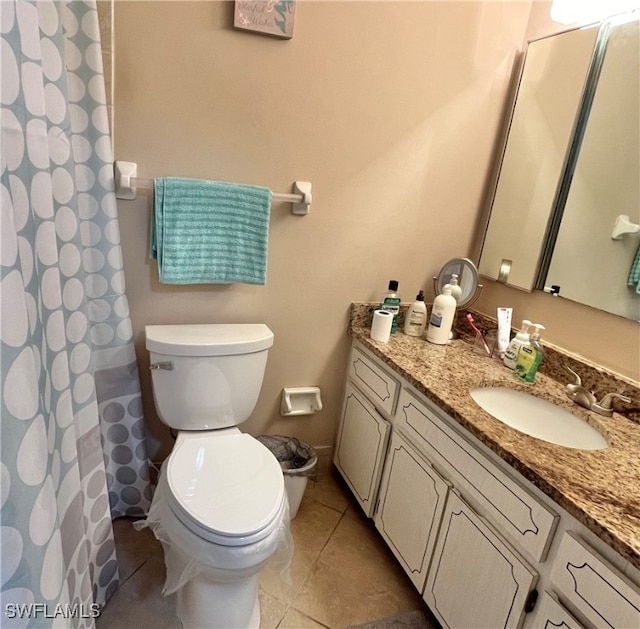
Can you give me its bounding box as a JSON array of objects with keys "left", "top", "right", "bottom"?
[
  {"left": 479, "top": 23, "right": 600, "bottom": 290},
  {"left": 478, "top": 12, "right": 640, "bottom": 321},
  {"left": 433, "top": 258, "right": 482, "bottom": 308},
  {"left": 541, "top": 15, "right": 640, "bottom": 320}
]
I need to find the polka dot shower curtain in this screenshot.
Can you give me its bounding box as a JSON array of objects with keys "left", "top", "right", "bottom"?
[{"left": 1, "top": 0, "right": 151, "bottom": 624}]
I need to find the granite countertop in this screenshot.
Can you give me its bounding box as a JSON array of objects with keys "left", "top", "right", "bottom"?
[{"left": 348, "top": 314, "right": 640, "bottom": 571}]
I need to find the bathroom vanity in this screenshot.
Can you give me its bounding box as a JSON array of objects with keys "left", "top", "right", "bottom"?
[{"left": 334, "top": 306, "right": 640, "bottom": 629}]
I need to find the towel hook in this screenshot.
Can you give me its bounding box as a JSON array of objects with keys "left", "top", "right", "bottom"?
[{"left": 611, "top": 214, "right": 640, "bottom": 240}]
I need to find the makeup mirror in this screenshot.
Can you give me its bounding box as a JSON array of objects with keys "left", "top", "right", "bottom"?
[{"left": 433, "top": 258, "right": 482, "bottom": 308}]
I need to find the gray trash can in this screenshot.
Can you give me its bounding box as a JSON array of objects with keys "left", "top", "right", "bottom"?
[{"left": 257, "top": 435, "right": 317, "bottom": 519}]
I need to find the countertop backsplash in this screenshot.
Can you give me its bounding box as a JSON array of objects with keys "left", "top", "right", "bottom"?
[{"left": 348, "top": 302, "right": 640, "bottom": 424}]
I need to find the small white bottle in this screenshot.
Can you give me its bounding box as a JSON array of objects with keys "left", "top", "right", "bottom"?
[
  {"left": 426, "top": 286, "right": 457, "bottom": 345},
  {"left": 502, "top": 319, "right": 532, "bottom": 370},
  {"left": 445, "top": 274, "right": 463, "bottom": 304},
  {"left": 404, "top": 290, "right": 427, "bottom": 337}
]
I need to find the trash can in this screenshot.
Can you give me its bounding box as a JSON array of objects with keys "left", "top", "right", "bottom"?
[{"left": 257, "top": 435, "right": 317, "bottom": 520}]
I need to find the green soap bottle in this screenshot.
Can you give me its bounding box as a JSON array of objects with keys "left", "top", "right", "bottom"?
[{"left": 515, "top": 323, "right": 546, "bottom": 383}]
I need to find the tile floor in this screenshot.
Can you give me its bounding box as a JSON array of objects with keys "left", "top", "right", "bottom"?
[{"left": 96, "top": 468, "right": 432, "bottom": 629}]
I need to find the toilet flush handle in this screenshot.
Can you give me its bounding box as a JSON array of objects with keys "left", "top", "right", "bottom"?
[{"left": 149, "top": 361, "right": 174, "bottom": 371}]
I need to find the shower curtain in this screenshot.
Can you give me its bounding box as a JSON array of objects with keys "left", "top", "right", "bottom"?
[{"left": 1, "top": 0, "right": 151, "bottom": 625}]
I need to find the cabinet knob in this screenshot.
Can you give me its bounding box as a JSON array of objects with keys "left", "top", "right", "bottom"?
[{"left": 524, "top": 589, "right": 539, "bottom": 613}]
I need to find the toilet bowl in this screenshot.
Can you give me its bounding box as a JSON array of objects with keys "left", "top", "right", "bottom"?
[{"left": 141, "top": 324, "right": 292, "bottom": 628}]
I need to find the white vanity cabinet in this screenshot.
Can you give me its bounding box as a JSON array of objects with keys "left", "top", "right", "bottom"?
[
  {"left": 374, "top": 431, "right": 450, "bottom": 591},
  {"left": 334, "top": 346, "right": 400, "bottom": 516},
  {"left": 336, "top": 340, "right": 640, "bottom": 629}
]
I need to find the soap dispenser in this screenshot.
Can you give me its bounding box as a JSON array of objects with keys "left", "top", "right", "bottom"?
[
  {"left": 515, "top": 324, "right": 546, "bottom": 383},
  {"left": 502, "top": 319, "right": 532, "bottom": 370}
]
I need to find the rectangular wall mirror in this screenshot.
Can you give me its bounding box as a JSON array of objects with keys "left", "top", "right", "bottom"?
[{"left": 478, "top": 12, "right": 640, "bottom": 321}]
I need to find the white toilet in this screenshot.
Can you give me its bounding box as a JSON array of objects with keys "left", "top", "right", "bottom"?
[{"left": 143, "top": 323, "right": 291, "bottom": 629}]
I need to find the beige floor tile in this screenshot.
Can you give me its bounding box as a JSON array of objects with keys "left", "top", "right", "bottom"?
[
  {"left": 279, "top": 607, "right": 330, "bottom": 629},
  {"left": 258, "top": 589, "right": 290, "bottom": 629},
  {"left": 260, "top": 492, "right": 342, "bottom": 602},
  {"left": 292, "top": 506, "right": 424, "bottom": 628},
  {"left": 304, "top": 471, "right": 350, "bottom": 514}
]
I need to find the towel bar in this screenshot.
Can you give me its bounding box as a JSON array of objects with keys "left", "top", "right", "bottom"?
[{"left": 114, "top": 161, "right": 311, "bottom": 215}]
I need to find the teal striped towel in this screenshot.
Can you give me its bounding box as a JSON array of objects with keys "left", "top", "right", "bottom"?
[
  {"left": 151, "top": 178, "right": 272, "bottom": 285},
  {"left": 629, "top": 244, "right": 640, "bottom": 294}
]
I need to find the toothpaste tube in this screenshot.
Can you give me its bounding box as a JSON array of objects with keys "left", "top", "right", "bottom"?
[{"left": 496, "top": 307, "right": 512, "bottom": 358}]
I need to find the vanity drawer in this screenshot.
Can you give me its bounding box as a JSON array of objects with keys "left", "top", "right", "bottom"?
[
  {"left": 348, "top": 344, "right": 400, "bottom": 418},
  {"left": 550, "top": 531, "right": 640, "bottom": 629},
  {"left": 396, "top": 386, "right": 558, "bottom": 562}
]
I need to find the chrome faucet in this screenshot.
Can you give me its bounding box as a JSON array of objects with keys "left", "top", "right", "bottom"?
[
  {"left": 591, "top": 392, "right": 631, "bottom": 417},
  {"left": 565, "top": 367, "right": 631, "bottom": 416},
  {"left": 564, "top": 367, "right": 596, "bottom": 409}
]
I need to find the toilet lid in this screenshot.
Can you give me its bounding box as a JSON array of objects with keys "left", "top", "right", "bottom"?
[{"left": 165, "top": 433, "right": 285, "bottom": 545}]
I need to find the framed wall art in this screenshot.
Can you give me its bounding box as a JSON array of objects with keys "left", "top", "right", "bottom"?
[{"left": 234, "top": 1, "right": 296, "bottom": 39}]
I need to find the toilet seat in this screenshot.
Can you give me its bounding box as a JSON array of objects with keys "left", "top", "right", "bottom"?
[{"left": 165, "top": 432, "right": 286, "bottom": 546}]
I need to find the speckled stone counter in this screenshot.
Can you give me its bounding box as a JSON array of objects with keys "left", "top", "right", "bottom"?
[{"left": 347, "top": 304, "right": 640, "bottom": 571}]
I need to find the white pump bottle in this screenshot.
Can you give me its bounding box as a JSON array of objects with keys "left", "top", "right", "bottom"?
[
  {"left": 502, "top": 319, "right": 532, "bottom": 370},
  {"left": 426, "top": 286, "right": 457, "bottom": 345}
]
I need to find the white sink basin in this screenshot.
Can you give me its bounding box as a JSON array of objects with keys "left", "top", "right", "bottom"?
[{"left": 470, "top": 387, "right": 608, "bottom": 450}]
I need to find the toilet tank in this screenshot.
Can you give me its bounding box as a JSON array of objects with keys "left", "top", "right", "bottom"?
[{"left": 145, "top": 324, "right": 274, "bottom": 431}]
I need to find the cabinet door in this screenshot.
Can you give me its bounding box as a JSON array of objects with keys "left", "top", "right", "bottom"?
[
  {"left": 374, "top": 431, "right": 450, "bottom": 591},
  {"left": 425, "top": 490, "right": 538, "bottom": 629},
  {"left": 525, "top": 591, "right": 585, "bottom": 629},
  {"left": 334, "top": 383, "right": 390, "bottom": 516}
]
